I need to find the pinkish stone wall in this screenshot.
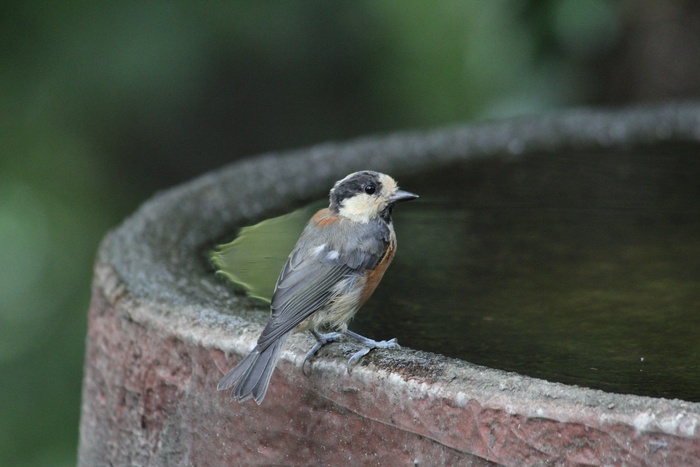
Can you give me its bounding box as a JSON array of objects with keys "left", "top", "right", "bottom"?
[
  {"left": 79, "top": 274, "right": 490, "bottom": 465},
  {"left": 79, "top": 264, "right": 700, "bottom": 466}
]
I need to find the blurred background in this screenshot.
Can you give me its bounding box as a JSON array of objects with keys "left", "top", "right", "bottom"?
[{"left": 2, "top": 1, "right": 699, "bottom": 465}]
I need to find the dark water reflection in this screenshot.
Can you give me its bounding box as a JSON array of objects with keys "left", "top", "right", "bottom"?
[{"left": 352, "top": 143, "right": 700, "bottom": 401}]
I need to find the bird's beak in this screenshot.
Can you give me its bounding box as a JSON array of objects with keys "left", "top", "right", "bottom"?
[{"left": 390, "top": 190, "right": 419, "bottom": 203}]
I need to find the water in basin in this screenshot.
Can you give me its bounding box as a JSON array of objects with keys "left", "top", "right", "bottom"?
[{"left": 215, "top": 142, "right": 700, "bottom": 401}]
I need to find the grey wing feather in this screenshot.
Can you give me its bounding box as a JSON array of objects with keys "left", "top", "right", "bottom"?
[
  {"left": 255, "top": 257, "right": 351, "bottom": 350},
  {"left": 254, "top": 218, "right": 390, "bottom": 351}
]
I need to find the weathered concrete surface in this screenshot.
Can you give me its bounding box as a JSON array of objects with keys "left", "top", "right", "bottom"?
[{"left": 80, "top": 103, "right": 700, "bottom": 466}]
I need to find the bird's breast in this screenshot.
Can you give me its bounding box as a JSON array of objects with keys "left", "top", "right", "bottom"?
[{"left": 359, "top": 225, "right": 396, "bottom": 306}]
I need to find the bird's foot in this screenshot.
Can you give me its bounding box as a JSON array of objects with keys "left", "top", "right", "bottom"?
[
  {"left": 302, "top": 331, "right": 346, "bottom": 376},
  {"left": 345, "top": 330, "right": 400, "bottom": 372}
]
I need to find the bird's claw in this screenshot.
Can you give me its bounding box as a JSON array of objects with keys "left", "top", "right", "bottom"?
[
  {"left": 381, "top": 338, "right": 400, "bottom": 349},
  {"left": 346, "top": 337, "right": 401, "bottom": 373},
  {"left": 304, "top": 329, "right": 400, "bottom": 375},
  {"left": 302, "top": 342, "right": 324, "bottom": 376},
  {"left": 303, "top": 331, "right": 345, "bottom": 376},
  {"left": 347, "top": 347, "right": 371, "bottom": 371}
]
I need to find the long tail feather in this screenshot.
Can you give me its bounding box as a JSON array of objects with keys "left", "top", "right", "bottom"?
[{"left": 217, "top": 334, "right": 289, "bottom": 404}]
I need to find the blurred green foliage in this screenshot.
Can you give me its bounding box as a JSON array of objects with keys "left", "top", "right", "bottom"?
[{"left": 0, "top": 1, "right": 626, "bottom": 465}]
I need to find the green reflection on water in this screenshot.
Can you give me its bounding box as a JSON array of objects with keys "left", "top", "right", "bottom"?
[
  {"left": 212, "top": 201, "right": 325, "bottom": 303},
  {"left": 215, "top": 144, "right": 700, "bottom": 401}
]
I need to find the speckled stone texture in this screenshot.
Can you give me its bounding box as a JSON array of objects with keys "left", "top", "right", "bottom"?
[{"left": 80, "top": 104, "right": 700, "bottom": 466}]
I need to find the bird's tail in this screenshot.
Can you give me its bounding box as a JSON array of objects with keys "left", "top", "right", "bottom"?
[{"left": 217, "top": 334, "right": 289, "bottom": 404}]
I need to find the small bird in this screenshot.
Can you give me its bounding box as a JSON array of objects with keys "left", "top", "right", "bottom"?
[{"left": 217, "top": 170, "right": 418, "bottom": 404}]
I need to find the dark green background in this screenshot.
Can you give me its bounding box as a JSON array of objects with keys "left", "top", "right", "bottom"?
[{"left": 2, "top": 1, "right": 699, "bottom": 465}]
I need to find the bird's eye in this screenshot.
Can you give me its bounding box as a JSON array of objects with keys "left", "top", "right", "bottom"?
[{"left": 364, "top": 184, "right": 376, "bottom": 195}]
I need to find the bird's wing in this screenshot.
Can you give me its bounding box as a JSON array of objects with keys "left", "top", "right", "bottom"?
[
  {"left": 254, "top": 246, "right": 351, "bottom": 350},
  {"left": 254, "top": 219, "right": 389, "bottom": 350}
]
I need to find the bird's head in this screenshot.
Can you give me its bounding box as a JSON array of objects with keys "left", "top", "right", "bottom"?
[{"left": 329, "top": 171, "right": 418, "bottom": 223}]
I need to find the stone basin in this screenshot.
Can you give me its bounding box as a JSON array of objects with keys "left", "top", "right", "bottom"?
[{"left": 79, "top": 103, "right": 700, "bottom": 465}]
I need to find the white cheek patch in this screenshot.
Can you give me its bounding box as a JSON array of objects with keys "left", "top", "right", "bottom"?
[
  {"left": 339, "top": 193, "right": 378, "bottom": 223},
  {"left": 378, "top": 174, "right": 398, "bottom": 194}
]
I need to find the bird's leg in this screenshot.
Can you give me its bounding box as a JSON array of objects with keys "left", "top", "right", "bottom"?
[
  {"left": 345, "top": 330, "right": 400, "bottom": 371},
  {"left": 302, "top": 330, "right": 346, "bottom": 375}
]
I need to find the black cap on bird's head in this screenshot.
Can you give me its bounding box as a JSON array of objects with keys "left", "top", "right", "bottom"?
[{"left": 329, "top": 171, "right": 418, "bottom": 222}]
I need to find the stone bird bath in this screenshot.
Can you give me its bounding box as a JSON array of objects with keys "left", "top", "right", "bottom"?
[{"left": 79, "top": 103, "right": 700, "bottom": 465}]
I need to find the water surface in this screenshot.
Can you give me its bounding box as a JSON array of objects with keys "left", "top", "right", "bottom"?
[
  {"left": 216, "top": 143, "right": 700, "bottom": 401},
  {"left": 353, "top": 144, "right": 700, "bottom": 401}
]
